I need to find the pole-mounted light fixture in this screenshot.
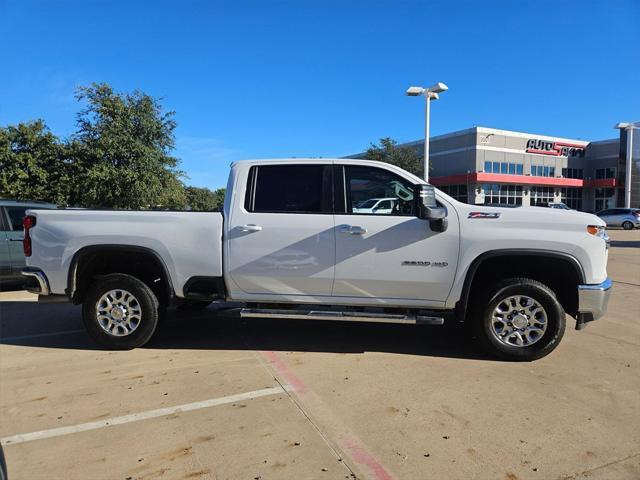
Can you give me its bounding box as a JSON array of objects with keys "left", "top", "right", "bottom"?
[{"left": 406, "top": 82, "right": 449, "bottom": 182}]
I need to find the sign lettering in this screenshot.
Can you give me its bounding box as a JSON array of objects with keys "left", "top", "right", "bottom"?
[{"left": 526, "top": 139, "right": 585, "bottom": 157}]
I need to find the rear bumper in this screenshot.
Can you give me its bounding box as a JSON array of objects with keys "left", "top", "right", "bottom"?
[
  {"left": 576, "top": 278, "right": 612, "bottom": 329},
  {"left": 21, "top": 267, "right": 50, "bottom": 295}
]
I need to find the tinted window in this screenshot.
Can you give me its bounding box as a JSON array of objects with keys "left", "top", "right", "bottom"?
[
  {"left": 344, "top": 166, "right": 415, "bottom": 216},
  {"left": 248, "top": 165, "right": 331, "bottom": 213},
  {"left": 5, "top": 207, "right": 27, "bottom": 231}
]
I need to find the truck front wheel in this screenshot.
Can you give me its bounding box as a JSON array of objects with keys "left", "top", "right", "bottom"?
[
  {"left": 475, "top": 278, "right": 566, "bottom": 361},
  {"left": 82, "top": 273, "right": 159, "bottom": 350}
]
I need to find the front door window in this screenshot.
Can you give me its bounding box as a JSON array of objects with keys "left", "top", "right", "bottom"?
[{"left": 345, "top": 165, "right": 415, "bottom": 216}]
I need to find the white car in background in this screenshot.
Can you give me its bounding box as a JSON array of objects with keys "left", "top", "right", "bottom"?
[
  {"left": 596, "top": 208, "right": 640, "bottom": 230},
  {"left": 353, "top": 198, "right": 397, "bottom": 214}
]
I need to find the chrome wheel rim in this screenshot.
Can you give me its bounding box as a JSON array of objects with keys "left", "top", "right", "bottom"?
[
  {"left": 96, "top": 289, "right": 142, "bottom": 337},
  {"left": 490, "top": 295, "right": 547, "bottom": 347}
]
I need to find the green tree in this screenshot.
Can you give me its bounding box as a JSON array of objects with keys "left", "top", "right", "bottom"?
[
  {"left": 365, "top": 137, "right": 424, "bottom": 178},
  {"left": 184, "top": 186, "right": 226, "bottom": 211},
  {"left": 0, "top": 120, "right": 71, "bottom": 205},
  {"left": 71, "top": 83, "right": 186, "bottom": 209}
]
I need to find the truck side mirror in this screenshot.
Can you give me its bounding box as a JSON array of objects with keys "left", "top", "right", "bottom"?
[{"left": 414, "top": 184, "right": 448, "bottom": 232}]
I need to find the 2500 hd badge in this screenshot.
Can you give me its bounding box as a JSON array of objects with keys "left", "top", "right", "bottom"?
[{"left": 402, "top": 260, "right": 449, "bottom": 267}]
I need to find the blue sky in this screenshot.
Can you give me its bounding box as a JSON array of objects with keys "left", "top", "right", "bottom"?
[{"left": 1, "top": 0, "right": 639, "bottom": 189}]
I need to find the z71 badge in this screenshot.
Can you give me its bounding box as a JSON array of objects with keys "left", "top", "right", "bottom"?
[{"left": 468, "top": 212, "right": 501, "bottom": 219}]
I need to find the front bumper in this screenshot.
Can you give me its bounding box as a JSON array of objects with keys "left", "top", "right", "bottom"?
[{"left": 576, "top": 278, "right": 612, "bottom": 330}]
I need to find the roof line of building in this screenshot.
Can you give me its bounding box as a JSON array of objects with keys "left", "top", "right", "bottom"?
[
  {"left": 400, "top": 126, "right": 593, "bottom": 146},
  {"left": 588, "top": 138, "right": 619, "bottom": 145}
]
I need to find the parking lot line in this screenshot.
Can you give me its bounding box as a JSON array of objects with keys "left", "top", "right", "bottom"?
[
  {"left": 0, "top": 385, "right": 291, "bottom": 446},
  {"left": 259, "top": 350, "right": 396, "bottom": 480}
]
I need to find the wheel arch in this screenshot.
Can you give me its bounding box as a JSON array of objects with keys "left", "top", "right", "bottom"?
[
  {"left": 455, "top": 249, "right": 585, "bottom": 322},
  {"left": 67, "top": 245, "right": 175, "bottom": 305}
]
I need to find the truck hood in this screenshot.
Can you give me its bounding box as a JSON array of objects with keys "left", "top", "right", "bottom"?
[{"left": 455, "top": 204, "right": 606, "bottom": 228}]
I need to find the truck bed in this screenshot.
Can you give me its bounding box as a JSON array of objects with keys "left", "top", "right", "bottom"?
[{"left": 26, "top": 209, "right": 223, "bottom": 297}]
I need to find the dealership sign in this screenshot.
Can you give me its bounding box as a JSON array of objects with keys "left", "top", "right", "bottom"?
[{"left": 526, "top": 139, "right": 586, "bottom": 157}]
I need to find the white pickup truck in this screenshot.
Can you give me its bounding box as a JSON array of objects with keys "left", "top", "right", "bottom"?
[{"left": 22, "top": 159, "right": 612, "bottom": 360}]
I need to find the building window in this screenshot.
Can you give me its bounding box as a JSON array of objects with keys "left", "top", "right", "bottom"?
[
  {"left": 562, "top": 168, "right": 584, "bottom": 179},
  {"left": 531, "top": 186, "right": 555, "bottom": 206},
  {"left": 484, "top": 162, "right": 524, "bottom": 175},
  {"left": 594, "top": 188, "right": 616, "bottom": 212},
  {"left": 561, "top": 188, "right": 583, "bottom": 210},
  {"left": 439, "top": 184, "right": 468, "bottom": 203},
  {"left": 531, "top": 163, "right": 556, "bottom": 177},
  {"left": 595, "top": 168, "right": 616, "bottom": 179},
  {"left": 482, "top": 184, "right": 523, "bottom": 206}
]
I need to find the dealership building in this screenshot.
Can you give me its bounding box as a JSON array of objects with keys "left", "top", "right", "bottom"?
[{"left": 355, "top": 125, "right": 639, "bottom": 212}]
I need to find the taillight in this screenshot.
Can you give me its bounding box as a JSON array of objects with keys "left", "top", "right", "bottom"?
[{"left": 23, "top": 215, "right": 36, "bottom": 257}]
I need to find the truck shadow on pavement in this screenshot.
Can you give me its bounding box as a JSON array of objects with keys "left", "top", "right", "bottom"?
[
  {"left": 0, "top": 301, "right": 490, "bottom": 361},
  {"left": 609, "top": 239, "right": 640, "bottom": 248}
]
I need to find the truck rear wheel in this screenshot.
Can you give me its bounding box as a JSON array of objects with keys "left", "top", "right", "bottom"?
[
  {"left": 475, "top": 278, "right": 566, "bottom": 361},
  {"left": 82, "top": 273, "right": 159, "bottom": 350}
]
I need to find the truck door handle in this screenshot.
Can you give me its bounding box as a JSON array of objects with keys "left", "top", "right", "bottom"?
[
  {"left": 340, "top": 226, "right": 367, "bottom": 235},
  {"left": 9, "top": 238, "right": 23, "bottom": 242},
  {"left": 237, "top": 224, "right": 262, "bottom": 232}
]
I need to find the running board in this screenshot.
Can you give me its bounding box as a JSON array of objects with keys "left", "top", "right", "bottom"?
[{"left": 239, "top": 308, "right": 444, "bottom": 326}]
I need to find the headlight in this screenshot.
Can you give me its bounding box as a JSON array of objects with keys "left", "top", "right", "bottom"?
[
  {"left": 587, "top": 225, "right": 606, "bottom": 237},
  {"left": 587, "top": 225, "right": 609, "bottom": 248}
]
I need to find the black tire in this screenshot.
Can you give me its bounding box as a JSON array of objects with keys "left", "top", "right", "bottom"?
[
  {"left": 82, "top": 273, "right": 159, "bottom": 350},
  {"left": 474, "top": 278, "right": 566, "bottom": 361},
  {"left": 622, "top": 221, "right": 633, "bottom": 230},
  {"left": 176, "top": 299, "right": 213, "bottom": 311}
]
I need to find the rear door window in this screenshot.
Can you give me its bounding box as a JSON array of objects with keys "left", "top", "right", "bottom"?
[
  {"left": 246, "top": 165, "right": 332, "bottom": 214},
  {"left": 5, "top": 207, "right": 26, "bottom": 231},
  {"left": 0, "top": 208, "right": 8, "bottom": 232}
]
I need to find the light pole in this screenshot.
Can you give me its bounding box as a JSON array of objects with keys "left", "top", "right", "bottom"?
[
  {"left": 406, "top": 82, "right": 448, "bottom": 182},
  {"left": 615, "top": 122, "right": 640, "bottom": 208}
]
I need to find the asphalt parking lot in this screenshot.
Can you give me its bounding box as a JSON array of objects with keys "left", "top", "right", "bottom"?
[{"left": 0, "top": 229, "right": 638, "bottom": 480}]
